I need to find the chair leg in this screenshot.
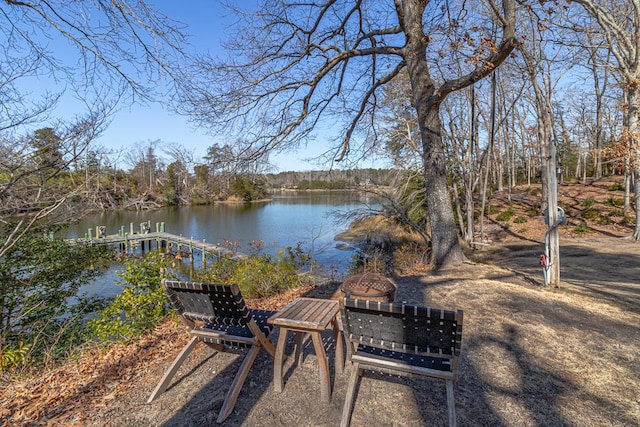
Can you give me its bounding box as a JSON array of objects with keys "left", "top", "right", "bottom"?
[
  {"left": 340, "top": 362, "right": 361, "bottom": 427},
  {"left": 446, "top": 380, "right": 456, "bottom": 427},
  {"left": 147, "top": 336, "right": 199, "bottom": 403},
  {"left": 216, "top": 345, "right": 261, "bottom": 423}
]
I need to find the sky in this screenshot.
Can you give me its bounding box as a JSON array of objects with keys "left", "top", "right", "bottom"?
[
  {"left": 19, "top": 1, "right": 356, "bottom": 172},
  {"left": 99, "top": 1, "right": 328, "bottom": 171}
]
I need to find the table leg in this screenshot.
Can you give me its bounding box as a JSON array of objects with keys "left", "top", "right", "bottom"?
[
  {"left": 293, "top": 331, "right": 305, "bottom": 365},
  {"left": 274, "top": 327, "right": 289, "bottom": 393},
  {"left": 332, "top": 319, "right": 344, "bottom": 374},
  {"left": 310, "top": 331, "right": 331, "bottom": 402}
]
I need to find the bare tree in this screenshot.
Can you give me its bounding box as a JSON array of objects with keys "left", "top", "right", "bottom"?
[
  {"left": 517, "top": 6, "right": 572, "bottom": 287},
  {"left": 570, "top": 0, "right": 640, "bottom": 239},
  {"left": 2, "top": 0, "right": 187, "bottom": 101},
  {"left": 178, "top": 0, "right": 518, "bottom": 267},
  {"left": 0, "top": 110, "right": 109, "bottom": 258},
  {"left": 1, "top": 1, "right": 191, "bottom": 250}
]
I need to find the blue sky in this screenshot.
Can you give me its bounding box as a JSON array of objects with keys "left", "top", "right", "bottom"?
[
  {"left": 100, "top": 1, "right": 327, "bottom": 171},
  {"left": 26, "top": 0, "right": 342, "bottom": 172}
]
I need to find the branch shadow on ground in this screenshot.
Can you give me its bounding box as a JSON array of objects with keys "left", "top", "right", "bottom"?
[
  {"left": 395, "top": 265, "right": 639, "bottom": 427},
  {"left": 475, "top": 240, "right": 640, "bottom": 312},
  {"left": 158, "top": 347, "right": 274, "bottom": 427}
]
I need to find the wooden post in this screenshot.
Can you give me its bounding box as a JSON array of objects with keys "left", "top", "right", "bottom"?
[
  {"left": 202, "top": 239, "right": 207, "bottom": 267},
  {"left": 543, "top": 129, "right": 561, "bottom": 287}
]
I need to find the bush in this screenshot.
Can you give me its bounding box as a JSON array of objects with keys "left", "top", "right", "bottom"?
[
  {"left": 231, "top": 253, "right": 300, "bottom": 297},
  {"left": 583, "top": 208, "right": 599, "bottom": 220},
  {"left": 583, "top": 197, "right": 595, "bottom": 208},
  {"left": 0, "top": 342, "right": 30, "bottom": 371},
  {"left": 526, "top": 207, "right": 540, "bottom": 217},
  {"left": 0, "top": 229, "right": 111, "bottom": 369},
  {"left": 514, "top": 216, "right": 528, "bottom": 224},
  {"left": 605, "top": 197, "right": 624, "bottom": 207},
  {"left": 193, "top": 243, "right": 314, "bottom": 298},
  {"left": 496, "top": 207, "right": 515, "bottom": 221},
  {"left": 622, "top": 214, "right": 636, "bottom": 226},
  {"left": 389, "top": 242, "right": 427, "bottom": 274},
  {"left": 607, "top": 183, "right": 623, "bottom": 191},
  {"left": 88, "top": 252, "right": 175, "bottom": 344},
  {"left": 574, "top": 221, "right": 590, "bottom": 235}
]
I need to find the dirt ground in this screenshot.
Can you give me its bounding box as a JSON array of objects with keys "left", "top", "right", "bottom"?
[{"left": 1, "top": 180, "right": 639, "bottom": 426}]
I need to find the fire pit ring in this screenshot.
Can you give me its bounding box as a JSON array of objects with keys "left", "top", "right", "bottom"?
[{"left": 339, "top": 272, "right": 397, "bottom": 303}]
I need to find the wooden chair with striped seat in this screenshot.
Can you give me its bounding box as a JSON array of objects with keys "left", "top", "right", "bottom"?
[
  {"left": 339, "top": 298, "right": 464, "bottom": 427},
  {"left": 148, "top": 280, "right": 276, "bottom": 424}
]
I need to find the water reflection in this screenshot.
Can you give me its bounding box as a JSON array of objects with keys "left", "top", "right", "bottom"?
[{"left": 66, "top": 191, "right": 371, "bottom": 297}]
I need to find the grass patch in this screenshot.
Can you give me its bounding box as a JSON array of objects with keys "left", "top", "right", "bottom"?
[
  {"left": 583, "top": 197, "right": 595, "bottom": 208},
  {"left": 583, "top": 208, "right": 599, "bottom": 220},
  {"left": 514, "top": 216, "right": 528, "bottom": 224},
  {"left": 526, "top": 207, "right": 540, "bottom": 217},
  {"left": 574, "top": 221, "right": 590, "bottom": 234},
  {"left": 622, "top": 214, "right": 636, "bottom": 226},
  {"left": 496, "top": 207, "right": 515, "bottom": 221},
  {"left": 605, "top": 197, "right": 624, "bottom": 207}
]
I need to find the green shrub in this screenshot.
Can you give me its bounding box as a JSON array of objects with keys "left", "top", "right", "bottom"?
[
  {"left": 514, "top": 216, "right": 528, "bottom": 224},
  {"left": 193, "top": 243, "right": 315, "bottom": 298},
  {"left": 622, "top": 214, "right": 636, "bottom": 226},
  {"left": 583, "top": 197, "right": 595, "bottom": 208},
  {"left": 0, "top": 342, "right": 30, "bottom": 372},
  {"left": 574, "top": 221, "right": 590, "bottom": 234},
  {"left": 526, "top": 208, "right": 540, "bottom": 217},
  {"left": 0, "top": 229, "right": 111, "bottom": 369},
  {"left": 583, "top": 208, "right": 599, "bottom": 220},
  {"left": 88, "top": 252, "right": 175, "bottom": 344},
  {"left": 607, "top": 183, "right": 623, "bottom": 191},
  {"left": 605, "top": 197, "right": 624, "bottom": 207},
  {"left": 232, "top": 253, "right": 300, "bottom": 297},
  {"left": 530, "top": 188, "right": 542, "bottom": 196},
  {"left": 496, "top": 207, "right": 515, "bottom": 221}
]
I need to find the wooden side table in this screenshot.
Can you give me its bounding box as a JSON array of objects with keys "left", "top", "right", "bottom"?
[{"left": 268, "top": 297, "right": 343, "bottom": 402}]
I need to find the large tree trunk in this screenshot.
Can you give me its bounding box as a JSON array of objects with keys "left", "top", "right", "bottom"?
[
  {"left": 420, "top": 107, "right": 466, "bottom": 266},
  {"left": 397, "top": 0, "right": 514, "bottom": 266}
]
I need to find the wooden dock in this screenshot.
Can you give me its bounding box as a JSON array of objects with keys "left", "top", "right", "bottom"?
[{"left": 68, "top": 221, "right": 245, "bottom": 262}]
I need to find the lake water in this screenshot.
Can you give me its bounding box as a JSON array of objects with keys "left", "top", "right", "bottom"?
[{"left": 65, "top": 191, "right": 372, "bottom": 298}]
